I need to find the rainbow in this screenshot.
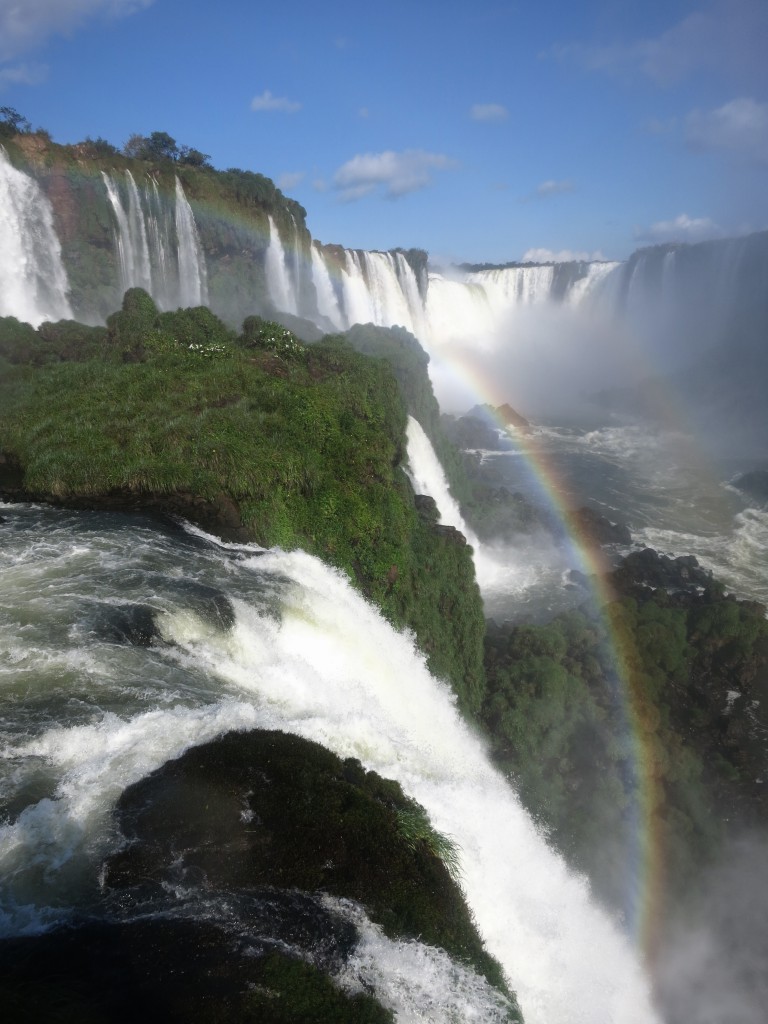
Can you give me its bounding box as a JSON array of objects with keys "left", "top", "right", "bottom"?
[{"left": 434, "top": 351, "right": 667, "bottom": 967}]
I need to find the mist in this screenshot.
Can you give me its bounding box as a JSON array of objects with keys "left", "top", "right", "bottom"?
[{"left": 654, "top": 833, "right": 768, "bottom": 1024}]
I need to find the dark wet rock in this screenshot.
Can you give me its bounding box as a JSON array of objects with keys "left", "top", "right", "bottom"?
[
  {"left": 610, "top": 547, "right": 716, "bottom": 595},
  {"left": 165, "top": 579, "right": 236, "bottom": 631},
  {"left": 434, "top": 523, "right": 468, "bottom": 545},
  {"left": 442, "top": 403, "right": 531, "bottom": 453},
  {"left": 441, "top": 412, "right": 505, "bottom": 451},
  {"left": 0, "top": 730, "right": 518, "bottom": 1022},
  {"left": 414, "top": 493, "right": 440, "bottom": 523},
  {"left": 495, "top": 403, "right": 532, "bottom": 434},
  {"left": 0, "top": 916, "right": 392, "bottom": 1024},
  {"left": 105, "top": 730, "right": 505, "bottom": 992},
  {"left": 731, "top": 469, "right": 768, "bottom": 505},
  {"left": 567, "top": 506, "right": 632, "bottom": 547},
  {"left": 566, "top": 569, "right": 590, "bottom": 589},
  {"left": 93, "top": 604, "right": 162, "bottom": 647}
]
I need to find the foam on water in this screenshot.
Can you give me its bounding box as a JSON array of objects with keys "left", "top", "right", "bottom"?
[
  {"left": 0, "top": 507, "right": 662, "bottom": 1023},
  {"left": 328, "top": 897, "right": 516, "bottom": 1022}
]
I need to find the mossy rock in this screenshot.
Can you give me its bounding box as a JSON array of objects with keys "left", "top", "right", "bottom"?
[
  {"left": 105, "top": 729, "right": 506, "bottom": 994},
  {"left": 0, "top": 918, "right": 392, "bottom": 1023}
]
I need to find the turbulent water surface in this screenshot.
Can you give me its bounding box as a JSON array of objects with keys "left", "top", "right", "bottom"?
[
  {"left": 473, "top": 420, "right": 768, "bottom": 616},
  {"left": 0, "top": 504, "right": 662, "bottom": 1024}
]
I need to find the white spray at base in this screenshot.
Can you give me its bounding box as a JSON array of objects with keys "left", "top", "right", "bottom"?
[
  {"left": 327, "top": 897, "right": 514, "bottom": 1022},
  {"left": 404, "top": 416, "right": 558, "bottom": 603},
  {"left": 165, "top": 542, "right": 662, "bottom": 1024},
  {"left": 0, "top": 510, "right": 662, "bottom": 1023}
]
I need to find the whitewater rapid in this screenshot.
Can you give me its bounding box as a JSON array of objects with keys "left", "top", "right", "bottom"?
[{"left": 0, "top": 506, "right": 661, "bottom": 1024}]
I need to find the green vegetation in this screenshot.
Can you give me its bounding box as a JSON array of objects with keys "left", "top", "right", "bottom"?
[
  {"left": 0, "top": 105, "right": 31, "bottom": 138},
  {"left": 336, "top": 323, "right": 472, "bottom": 505},
  {"left": 481, "top": 565, "right": 768, "bottom": 913},
  {"left": 123, "top": 130, "right": 211, "bottom": 168},
  {"left": 0, "top": 922, "right": 396, "bottom": 1024},
  {"left": 0, "top": 730, "right": 521, "bottom": 1023},
  {"left": 0, "top": 293, "right": 485, "bottom": 714},
  {"left": 109, "top": 730, "right": 510, "bottom": 994}
]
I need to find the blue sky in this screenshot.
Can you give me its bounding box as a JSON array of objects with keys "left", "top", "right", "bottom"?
[{"left": 1, "top": 0, "right": 767, "bottom": 263}]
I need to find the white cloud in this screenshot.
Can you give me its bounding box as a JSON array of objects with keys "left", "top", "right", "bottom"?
[
  {"left": 332, "top": 149, "right": 456, "bottom": 201},
  {"left": 358, "top": 107, "right": 369, "bottom": 119},
  {"left": 0, "top": 0, "right": 154, "bottom": 62},
  {"left": 0, "top": 61, "right": 47, "bottom": 88},
  {"left": 536, "top": 179, "right": 573, "bottom": 198},
  {"left": 470, "top": 103, "right": 508, "bottom": 121},
  {"left": 635, "top": 213, "right": 723, "bottom": 244},
  {"left": 250, "top": 90, "right": 301, "bottom": 113},
  {"left": 686, "top": 97, "right": 768, "bottom": 162},
  {"left": 522, "top": 247, "right": 604, "bottom": 263},
  {"left": 277, "top": 171, "right": 304, "bottom": 191},
  {"left": 549, "top": 0, "right": 768, "bottom": 88}
]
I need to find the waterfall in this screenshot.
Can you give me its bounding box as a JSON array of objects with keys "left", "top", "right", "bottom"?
[
  {"left": 0, "top": 506, "right": 662, "bottom": 1024},
  {"left": 289, "top": 213, "right": 303, "bottom": 307},
  {"left": 310, "top": 243, "right": 344, "bottom": 328},
  {"left": 0, "top": 148, "right": 72, "bottom": 326},
  {"left": 405, "top": 415, "right": 480, "bottom": 545},
  {"left": 146, "top": 179, "right": 174, "bottom": 307},
  {"left": 339, "top": 250, "right": 376, "bottom": 326},
  {"left": 102, "top": 171, "right": 208, "bottom": 310},
  {"left": 265, "top": 215, "right": 298, "bottom": 315},
  {"left": 174, "top": 177, "right": 208, "bottom": 307},
  {"left": 123, "top": 171, "right": 153, "bottom": 292}
]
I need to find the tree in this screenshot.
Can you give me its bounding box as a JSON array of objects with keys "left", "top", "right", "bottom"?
[
  {"left": 179, "top": 145, "right": 210, "bottom": 168},
  {"left": 123, "top": 131, "right": 179, "bottom": 162},
  {"left": 0, "top": 106, "right": 31, "bottom": 138},
  {"left": 123, "top": 133, "right": 149, "bottom": 159},
  {"left": 145, "top": 131, "right": 179, "bottom": 162}
]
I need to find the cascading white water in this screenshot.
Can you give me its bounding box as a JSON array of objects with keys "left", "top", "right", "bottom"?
[
  {"left": 123, "top": 170, "right": 153, "bottom": 292},
  {"left": 174, "top": 177, "right": 208, "bottom": 307},
  {"left": 0, "top": 147, "right": 72, "bottom": 326},
  {"left": 310, "top": 244, "right": 344, "bottom": 328},
  {"left": 146, "top": 179, "right": 174, "bottom": 306},
  {"left": 339, "top": 250, "right": 376, "bottom": 326},
  {"left": 467, "top": 265, "right": 555, "bottom": 309},
  {"left": 103, "top": 171, "right": 208, "bottom": 310},
  {"left": 405, "top": 416, "right": 480, "bottom": 545},
  {"left": 265, "top": 214, "right": 298, "bottom": 315},
  {"left": 0, "top": 506, "right": 662, "bottom": 1024},
  {"left": 404, "top": 416, "right": 571, "bottom": 608},
  {"left": 311, "top": 248, "right": 428, "bottom": 334},
  {"left": 289, "top": 213, "right": 303, "bottom": 304}
]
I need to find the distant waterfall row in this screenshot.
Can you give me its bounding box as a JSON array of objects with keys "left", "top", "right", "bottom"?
[
  {"left": 3, "top": 144, "right": 767, "bottom": 362},
  {"left": 297, "top": 239, "right": 621, "bottom": 348},
  {"left": 102, "top": 171, "right": 208, "bottom": 310}
]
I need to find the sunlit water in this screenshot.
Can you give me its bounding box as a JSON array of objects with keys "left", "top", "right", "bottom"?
[
  {"left": 0, "top": 504, "right": 661, "bottom": 1024},
  {"left": 468, "top": 420, "right": 768, "bottom": 616}
]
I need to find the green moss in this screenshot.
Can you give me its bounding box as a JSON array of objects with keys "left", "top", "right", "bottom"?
[
  {"left": 481, "top": 569, "right": 768, "bottom": 916},
  {"left": 0, "top": 298, "right": 486, "bottom": 712},
  {"left": 108, "top": 729, "right": 512, "bottom": 1000}
]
